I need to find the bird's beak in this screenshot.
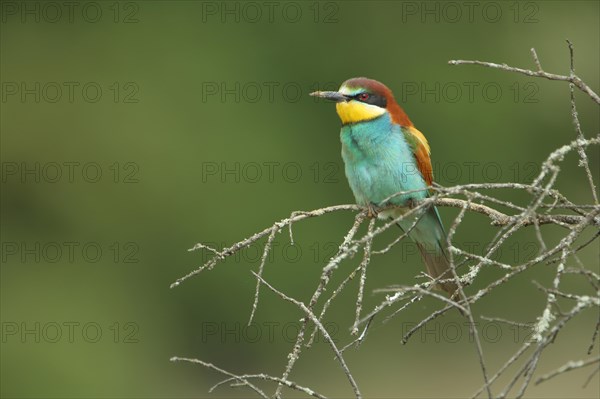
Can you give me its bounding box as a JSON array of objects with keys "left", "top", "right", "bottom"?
[{"left": 309, "top": 91, "right": 349, "bottom": 102}]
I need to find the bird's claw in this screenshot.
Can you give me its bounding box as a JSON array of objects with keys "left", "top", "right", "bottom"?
[{"left": 367, "top": 204, "right": 378, "bottom": 219}]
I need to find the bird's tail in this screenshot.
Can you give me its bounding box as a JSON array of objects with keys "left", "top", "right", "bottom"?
[{"left": 396, "top": 206, "right": 458, "bottom": 296}]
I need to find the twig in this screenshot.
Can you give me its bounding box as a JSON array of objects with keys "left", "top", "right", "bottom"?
[
  {"left": 276, "top": 212, "right": 366, "bottom": 396},
  {"left": 583, "top": 365, "right": 600, "bottom": 389},
  {"left": 448, "top": 56, "right": 600, "bottom": 104},
  {"left": 249, "top": 226, "right": 280, "bottom": 325},
  {"left": 352, "top": 219, "right": 375, "bottom": 335},
  {"left": 252, "top": 272, "right": 362, "bottom": 399},
  {"left": 535, "top": 356, "right": 600, "bottom": 385},
  {"left": 171, "top": 205, "right": 361, "bottom": 288},
  {"left": 170, "top": 357, "right": 327, "bottom": 398},
  {"left": 566, "top": 40, "right": 599, "bottom": 204},
  {"left": 170, "top": 357, "right": 269, "bottom": 398}
]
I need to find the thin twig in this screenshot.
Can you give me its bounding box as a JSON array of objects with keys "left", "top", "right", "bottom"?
[
  {"left": 535, "top": 356, "right": 600, "bottom": 385},
  {"left": 248, "top": 226, "right": 280, "bottom": 325},
  {"left": 448, "top": 59, "right": 600, "bottom": 104},
  {"left": 566, "top": 40, "right": 599, "bottom": 204},
  {"left": 252, "top": 272, "right": 362, "bottom": 399},
  {"left": 171, "top": 357, "right": 327, "bottom": 398},
  {"left": 352, "top": 219, "right": 375, "bottom": 335}
]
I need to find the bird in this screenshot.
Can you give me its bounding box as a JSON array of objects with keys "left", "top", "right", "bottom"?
[{"left": 310, "top": 77, "right": 457, "bottom": 296}]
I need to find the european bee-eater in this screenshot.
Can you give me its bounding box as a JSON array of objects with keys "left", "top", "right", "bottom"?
[{"left": 311, "top": 77, "right": 457, "bottom": 295}]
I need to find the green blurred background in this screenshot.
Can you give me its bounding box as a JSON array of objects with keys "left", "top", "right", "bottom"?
[{"left": 1, "top": 1, "right": 599, "bottom": 398}]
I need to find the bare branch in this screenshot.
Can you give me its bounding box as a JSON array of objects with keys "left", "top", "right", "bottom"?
[
  {"left": 432, "top": 197, "right": 598, "bottom": 227},
  {"left": 252, "top": 272, "right": 362, "bottom": 399},
  {"left": 535, "top": 356, "right": 600, "bottom": 386},
  {"left": 448, "top": 51, "right": 600, "bottom": 104},
  {"left": 170, "top": 357, "right": 327, "bottom": 399},
  {"left": 566, "top": 41, "right": 599, "bottom": 204},
  {"left": 352, "top": 219, "right": 375, "bottom": 335},
  {"left": 170, "top": 357, "right": 269, "bottom": 398},
  {"left": 249, "top": 226, "right": 280, "bottom": 325},
  {"left": 174, "top": 43, "right": 600, "bottom": 399}
]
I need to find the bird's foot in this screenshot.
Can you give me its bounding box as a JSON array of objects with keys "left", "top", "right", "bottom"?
[{"left": 366, "top": 203, "right": 379, "bottom": 219}]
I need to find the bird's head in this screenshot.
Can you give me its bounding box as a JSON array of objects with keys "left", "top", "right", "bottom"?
[{"left": 310, "top": 77, "right": 412, "bottom": 127}]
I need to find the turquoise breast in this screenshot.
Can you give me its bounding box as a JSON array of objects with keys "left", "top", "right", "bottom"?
[{"left": 339, "top": 114, "right": 428, "bottom": 207}]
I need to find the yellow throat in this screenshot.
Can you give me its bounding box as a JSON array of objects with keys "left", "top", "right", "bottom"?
[{"left": 335, "top": 101, "right": 386, "bottom": 124}]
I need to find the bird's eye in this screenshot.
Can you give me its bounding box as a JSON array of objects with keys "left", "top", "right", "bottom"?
[{"left": 358, "top": 93, "right": 370, "bottom": 101}]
